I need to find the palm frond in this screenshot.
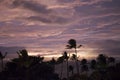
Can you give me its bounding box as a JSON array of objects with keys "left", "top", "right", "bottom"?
[{"left": 78, "top": 45, "right": 82, "bottom": 48}]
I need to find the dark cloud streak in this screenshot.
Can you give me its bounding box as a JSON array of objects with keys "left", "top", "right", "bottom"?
[{"left": 12, "top": 0, "right": 51, "bottom": 14}]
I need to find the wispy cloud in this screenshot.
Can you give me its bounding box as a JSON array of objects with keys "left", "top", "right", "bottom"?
[{"left": 0, "top": 0, "right": 120, "bottom": 58}]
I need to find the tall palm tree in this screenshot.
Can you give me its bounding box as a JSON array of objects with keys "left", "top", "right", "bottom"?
[
  {"left": 57, "top": 56, "right": 64, "bottom": 79},
  {"left": 70, "top": 54, "right": 77, "bottom": 75},
  {"left": 0, "top": 51, "right": 7, "bottom": 71},
  {"left": 63, "top": 51, "right": 69, "bottom": 79},
  {"left": 66, "top": 39, "right": 82, "bottom": 75},
  {"left": 49, "top": 57, "right": 56, "bottom": 72}
]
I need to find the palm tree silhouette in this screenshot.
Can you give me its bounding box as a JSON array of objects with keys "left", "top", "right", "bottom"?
[
  {"left": 66, "top": 39, "right": 82, "bottom": 75},
  {"left": 16, "top": 49, "right": 45, "bottom": 80},
  {"left": 57, "top": 56, "right": 64, "bottom": 79},
  {"left": 49, "top": 57, "right": 56, "bottom": 72},
  {"left": 0, "top": 51, "right": 7, "bottom": 71},
  {"left": 16, "top": 49, "right": 44, "bottom": 68},
  {"left": 70, "top": 54, "right": 77, "bottom": 74},
  {"left": 63, "top": 51, "right": 69, "bottom": 79},
  {"left": 16, "top": 49, "right": 30, "bottom": 68}
]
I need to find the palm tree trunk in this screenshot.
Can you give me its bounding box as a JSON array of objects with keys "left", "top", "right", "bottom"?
[
  {"left": 75, "top": 48, "right": 79, "bottom": 75},
  {"left": 1, "top": 59, "right": 3, "bottom": 71},
  {"left": 66, "top": 59, "right": 69, "bottom": 80},
  {"left": 60, "top": 62, "right": 63, "bottom": 79}
]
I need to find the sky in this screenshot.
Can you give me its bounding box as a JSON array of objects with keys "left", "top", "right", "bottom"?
[{"left": 0, "top": 0, "right": 120, "bottom": 60}]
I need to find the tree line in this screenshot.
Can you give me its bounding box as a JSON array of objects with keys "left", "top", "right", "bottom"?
[{"left": 0, "top": 39, "right": 120, "bottom": 80}]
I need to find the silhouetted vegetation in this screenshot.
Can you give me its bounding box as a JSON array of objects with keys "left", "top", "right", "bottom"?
[
  {"left": 0, "top": 51, "right": 7, "bottom": 71},
  {"left": 0, "top": 49, "right": 59, "bottom": 80},
  {"left": 0, "top": 39, "right": 120, "bottom": 80},
  {"left": 66, "top": 39, "right": 82, "bottom": 75}
]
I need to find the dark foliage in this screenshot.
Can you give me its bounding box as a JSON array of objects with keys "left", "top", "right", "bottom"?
[
  {"left": 0, "top": 40, "right": 120, "bottom": 80},
  {"left": 0, "top": 49, "right": 59, "bottom": 80}
]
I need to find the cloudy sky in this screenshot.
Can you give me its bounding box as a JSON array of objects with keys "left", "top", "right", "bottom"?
[{"left": 0, "top": 0, "right": 120, "bottom": 59}]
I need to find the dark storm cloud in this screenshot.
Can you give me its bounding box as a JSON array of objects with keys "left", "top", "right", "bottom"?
[{"left": 12, "top": 0, "right": 51, "bottom": 14}]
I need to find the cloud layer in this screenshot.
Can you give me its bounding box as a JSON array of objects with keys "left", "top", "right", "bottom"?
[{"left": 0, "top": 0, "right": 120, "bottom": 58}]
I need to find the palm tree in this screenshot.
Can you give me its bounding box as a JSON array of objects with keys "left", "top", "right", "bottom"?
[
  {"left": 66, "top": 39, "right": 82, "bottom": 75},
  {"left": 49, "top": 57, "right": 56, "bottom": 64},
  {"left": 63, "top": 51, "right": 69, "bottom": 79},
  {"left": 49, "top": 57, "right": 56, "bottom": 72},
  {"left": 57, "top": 56, "right": 64, "bottom": 79},
  {"left": 16, "top": 49, "right": 45, "bottom": 80},
  {"left": 0, "top": 51, "right": 7, "bottom": 71},
  {"left": 16, "top": 49, "right": 30, "bottom": 68},
  {"left": 16, "top": 49, "right": 44, "bottom": 68},
  {"left": 70, "top": 54, "right": 77, "bottom": 74}
]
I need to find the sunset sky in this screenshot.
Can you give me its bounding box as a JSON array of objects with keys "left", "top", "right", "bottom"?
[{"left": 0, "top": 0, "right": 120, "bottom": 59}]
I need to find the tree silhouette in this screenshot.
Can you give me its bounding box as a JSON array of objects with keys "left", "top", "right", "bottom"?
[
  {"left": 90, "top": 59, "right": 97, "bottom": 70},
  {"left": 66, "top": 39, "right": 82, "bottom": 75},
  {"left": 81, "top": 59, "right": 88, "bottom": 72},
  {"left": 63, "top": 51, "right": 69, "bottom": 79},
  {"left": 50, "top": 57, "right": 56, "bottom": 65},
  {"left": 97, "top": 54, "right": 108, "bottom": 80},
  {"left": 108, "top": 57, "right": 115, "bottom": 66},
  {"left": 14, "top": 49, "right": 44, "bottom": 68},
  {"left": 15, "top": 49, "right": 44, "bottom": 80},
  {"left": 97, "top": 54, "right": 107, "bottom": 69},
  {"left": 57, "top": 56, "right": 64, "bottom": 79},
  {"left": 0, "top": 51, "right": 7, "bottom": 71},
  {"left": 49, "top": 57, "right": 56, "bottom": 72},
  {"left": 71, "top": 54, "right": 77, "bottom": 60},
  {"left": 16, "top": 49, "right": 31, "bottom": 68},
  {"left": 70, "top": 54, "right": 78, "bottom": 75},
  {"left": 81, "top": 59, "right": 87, "bottom": 65}
]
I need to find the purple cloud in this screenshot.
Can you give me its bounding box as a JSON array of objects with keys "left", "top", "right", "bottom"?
[{"left": 0, "top": 0, "right": 120, "bottom": 59}]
